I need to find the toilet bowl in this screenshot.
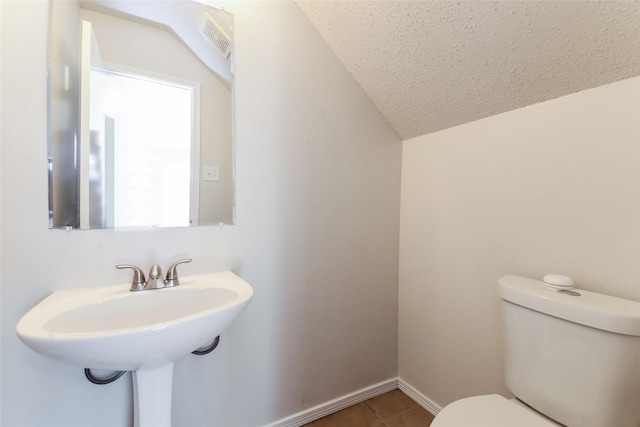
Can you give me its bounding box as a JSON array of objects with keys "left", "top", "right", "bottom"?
[{"left": 431, "top": 395, "right": 560, "bottom": 427}]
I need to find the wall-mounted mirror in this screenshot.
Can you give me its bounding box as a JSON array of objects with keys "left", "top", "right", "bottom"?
[{"left": 48, "top": 0, "right": 234, "bottom": 229}]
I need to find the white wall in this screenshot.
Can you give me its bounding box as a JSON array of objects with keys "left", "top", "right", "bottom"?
[
  {"left": 0, "top": 1, "right": 401, "bottom": 426},
  {"left": 399, "top": 76, "right": 640, "bottom": 408}
]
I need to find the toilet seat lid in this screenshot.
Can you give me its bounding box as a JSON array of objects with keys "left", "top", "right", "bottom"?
[{"left": 431, "top": 394, "right": 559, "bottom": 427}]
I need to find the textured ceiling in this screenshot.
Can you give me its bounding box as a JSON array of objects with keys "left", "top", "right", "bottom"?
[{"left": 297, "top": 1, "right": 640, "bottom": 139}]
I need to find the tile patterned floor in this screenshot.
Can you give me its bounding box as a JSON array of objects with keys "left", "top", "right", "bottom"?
[{"left": 303, "top": 389, "right": 435, "bottom": 427}]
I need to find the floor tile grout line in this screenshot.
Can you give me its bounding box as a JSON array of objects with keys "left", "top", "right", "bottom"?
[
  {"left": 373, "top": 411, "right": 386, "bottom": 426},
  {"left": 380, "top": 404, "right": 423, "bottom": 423},
  {"left": 363, "top": 396, "right": 420, "bottom": 423}
]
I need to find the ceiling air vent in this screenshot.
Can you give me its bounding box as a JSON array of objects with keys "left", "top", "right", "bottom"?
[{"left": 200, "top": 13, "right": 232, "bottom": 59}]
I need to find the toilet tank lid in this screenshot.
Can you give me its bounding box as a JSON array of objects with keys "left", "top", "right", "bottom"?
[{"left": 498, "top": 275, "right": 640, "bottom": 336}]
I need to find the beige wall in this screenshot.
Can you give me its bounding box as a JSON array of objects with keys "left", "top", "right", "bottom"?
[
  {"left": 399, "top": 76, "right": 640, "bottom": 408},
  {"left": 0, "top": 1, "right": 401, "bottom": 426}
]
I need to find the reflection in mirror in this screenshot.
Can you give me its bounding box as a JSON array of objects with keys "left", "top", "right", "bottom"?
[{"left": 48, "top": 0, "right": 234, "bottom": 229}]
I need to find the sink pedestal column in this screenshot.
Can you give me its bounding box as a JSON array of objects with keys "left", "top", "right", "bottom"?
[{"left": 133, "top": 363, "right": 174, "bottom": 427}]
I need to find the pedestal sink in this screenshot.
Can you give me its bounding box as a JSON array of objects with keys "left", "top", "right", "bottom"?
[{"left": 16, "top": 271, "right": 253, "bottom": 427}]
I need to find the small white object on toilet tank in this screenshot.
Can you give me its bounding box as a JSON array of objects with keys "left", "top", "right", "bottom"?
[{"left": 542, "top": 274, "right": 574, "bottom": 289}]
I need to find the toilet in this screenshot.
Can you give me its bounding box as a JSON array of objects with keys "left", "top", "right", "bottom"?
[{"left": 432, "top": 275, "right": 640, "bottom": 427}]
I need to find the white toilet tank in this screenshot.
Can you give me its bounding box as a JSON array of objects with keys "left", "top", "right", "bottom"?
[{"left": 498, "top": 275, "right": 640, "bottom": 427}]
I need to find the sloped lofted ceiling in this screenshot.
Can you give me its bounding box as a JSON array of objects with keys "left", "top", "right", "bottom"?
[{"left": 297, "top": 1, "right": 640, "bottom": 140}]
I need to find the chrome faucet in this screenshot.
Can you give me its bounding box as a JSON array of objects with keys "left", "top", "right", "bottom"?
[
  {"left": 146, "top": 264, "right": 165, "bottom": 289},
  {"left": 116, "top": 259, "right": 192, "bottom": 291}
]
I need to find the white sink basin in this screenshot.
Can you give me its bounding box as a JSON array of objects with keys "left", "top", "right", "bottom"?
[{"left": 16, "top": 271, "right": 253, "bottom": 371}]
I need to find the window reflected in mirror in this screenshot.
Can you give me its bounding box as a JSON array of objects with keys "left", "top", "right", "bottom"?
[{"left": 90, "top": 68, "right": 194, "bottom": 228}]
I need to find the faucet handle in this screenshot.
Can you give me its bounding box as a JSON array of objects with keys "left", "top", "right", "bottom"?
[
  {"left": 165, "top": 259, "right": 192, "bottom": 287},
  {"left": 116, "top": 265, "right": 146, "bottom": 291}
]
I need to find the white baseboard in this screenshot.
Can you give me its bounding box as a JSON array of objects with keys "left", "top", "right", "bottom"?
[
  {"left": 398, "top": 377, "right": 442, "bottom": 416},
  {"left": 264, "top": 378, "right": 398, "bottom": 427}
]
